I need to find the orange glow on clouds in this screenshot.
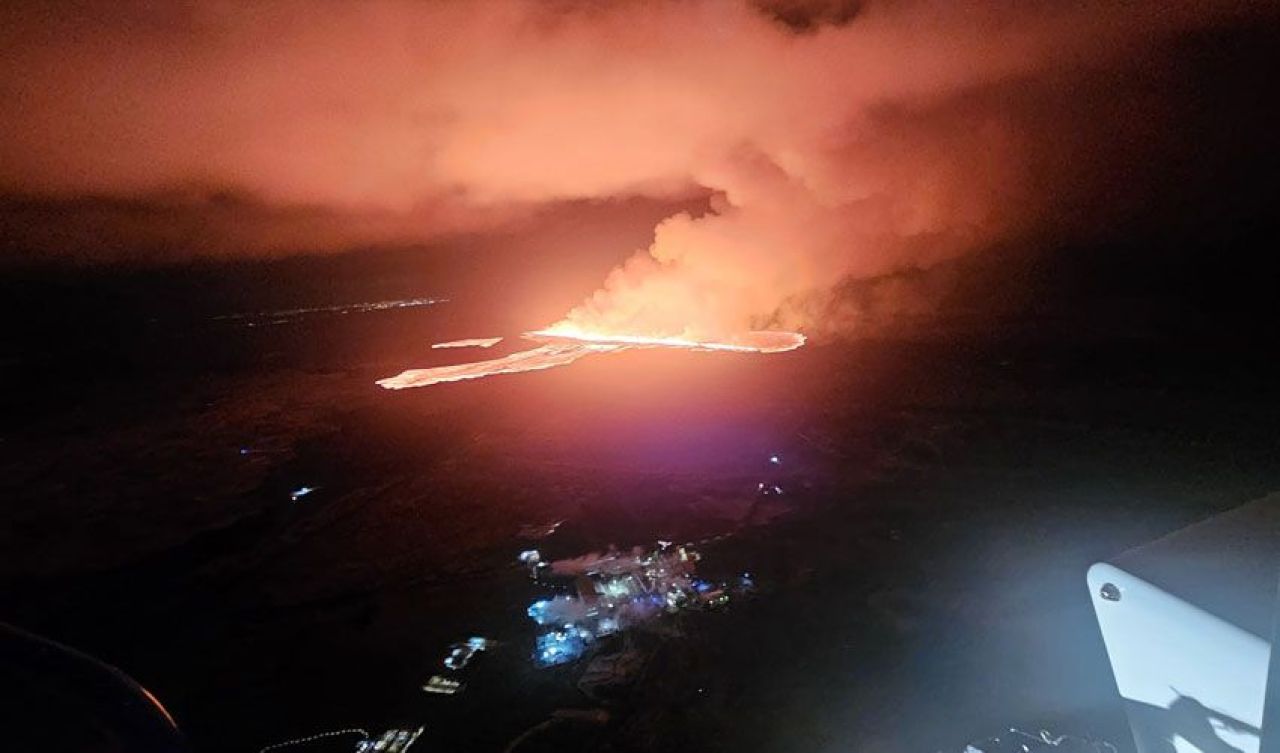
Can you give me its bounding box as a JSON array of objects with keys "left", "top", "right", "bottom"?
[{"left": 1, "top": 0, "right": 1265, "bottom": 367}]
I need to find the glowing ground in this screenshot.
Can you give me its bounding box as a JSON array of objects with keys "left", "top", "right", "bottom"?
[{"left": 378, "top": 330, "right": 806, "bottom": 389}]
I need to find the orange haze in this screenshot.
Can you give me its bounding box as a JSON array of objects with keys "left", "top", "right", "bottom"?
[{"left": 1, "top": 0, "right": 1272, "bottom": 340}]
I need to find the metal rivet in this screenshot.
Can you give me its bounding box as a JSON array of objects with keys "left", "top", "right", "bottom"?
[{"left": 1100, "top": 582, "right": 1121, "bottom": 602}]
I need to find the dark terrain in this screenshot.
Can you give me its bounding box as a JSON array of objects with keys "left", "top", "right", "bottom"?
[{"left": 2, "top": 232, "right": 1278, "bottom": 753}]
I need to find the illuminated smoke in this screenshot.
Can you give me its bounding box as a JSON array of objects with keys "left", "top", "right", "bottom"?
[{"left": 1, "top": 1, "right": 1268, "bottom": 341}]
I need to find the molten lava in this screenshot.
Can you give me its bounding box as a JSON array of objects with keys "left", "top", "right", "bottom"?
[
  {"left": 431, "top": 337, "right": 503, "bottom": 349},
  {"left": 376, "top": 330, "right": 805, "bottom": 389},
  {"left": 527, "top": 328, "right": 805, "bottom": 353}
]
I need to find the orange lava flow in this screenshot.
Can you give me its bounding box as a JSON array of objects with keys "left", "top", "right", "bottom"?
[
  {"left": 526, "top": 328, "right": 806, "bottom": 353},
  {"left": 376, "top": 330, "right": 804, "bottom": 390},
  {"left": 431, "top": 337, "right": 503, "bottom": 349}
]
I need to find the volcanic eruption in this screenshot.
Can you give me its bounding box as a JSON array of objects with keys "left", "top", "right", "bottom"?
[
  {"left": 376, "top": 329, "right": 807, "bottom": 389},
  {"left": 0, "top": 1, "right": 1268, "bottom": 391}
]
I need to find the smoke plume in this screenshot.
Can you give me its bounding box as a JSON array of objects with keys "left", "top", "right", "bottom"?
[{"left": 0, "top": 0, "right": 1271, "bottom": 337}]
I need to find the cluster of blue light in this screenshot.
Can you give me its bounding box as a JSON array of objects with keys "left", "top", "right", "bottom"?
[
  {"left": 534, "top": 629, "right": 589, "bottom": 667},
  {"left": 526, "top": 600, "right": 550, "bottom": 622},
  {"left": 523, "top": 541, "right": 736, "bottom": 668}
]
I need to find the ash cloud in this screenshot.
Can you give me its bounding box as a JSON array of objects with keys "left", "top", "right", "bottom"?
[{"left": 1, "top": 0, "right": 1274, "bottom": 336}]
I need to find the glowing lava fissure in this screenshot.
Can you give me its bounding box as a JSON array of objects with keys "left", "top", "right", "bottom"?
[
  {"left": 526, "top": 328, "right": 806, "bottom": 354},
  {"left": 431, "top": 337, "right": 503, "bottom": 349},
  {"left": 376, "top": 330, "right": 805, "bottom": 390}
]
